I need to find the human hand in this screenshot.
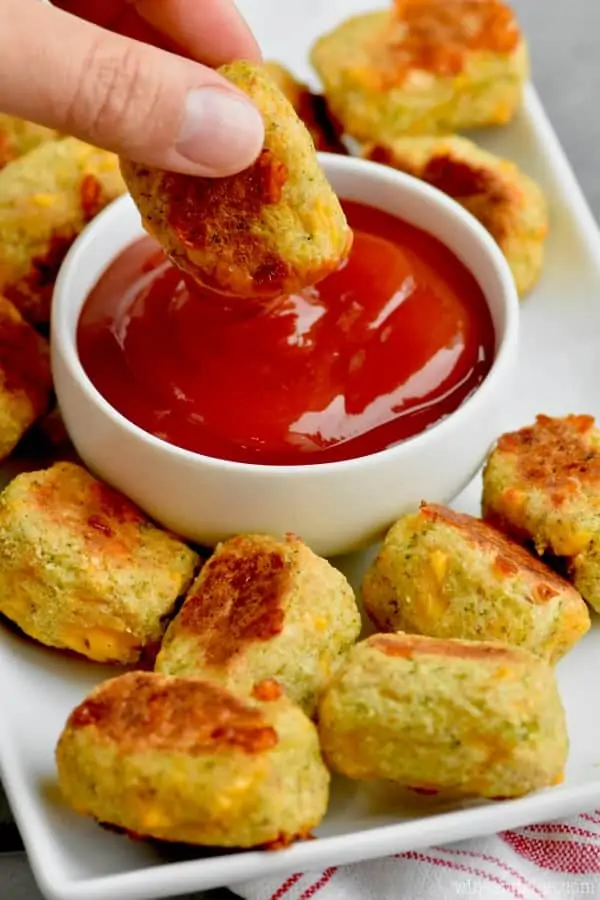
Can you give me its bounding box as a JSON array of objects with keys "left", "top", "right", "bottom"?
[{"left": 0, "top": 0, "right": 265, "bottom": 176}]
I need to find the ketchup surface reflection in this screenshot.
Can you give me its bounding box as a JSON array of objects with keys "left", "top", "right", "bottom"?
[{"left": 77, "top": 201, "right": 495, "bottom": 466}]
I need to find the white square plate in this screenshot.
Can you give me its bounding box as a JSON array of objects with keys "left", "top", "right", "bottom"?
[{"left": 2, "top": 2, "right": 600, "bottom": 898}]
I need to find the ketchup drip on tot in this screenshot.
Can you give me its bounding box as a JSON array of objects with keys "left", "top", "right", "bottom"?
[{"left": 78, "top": 201, "right": 495, "bottom": 466}]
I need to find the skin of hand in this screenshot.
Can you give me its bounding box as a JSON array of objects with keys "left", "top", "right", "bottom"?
[{"left": 0, "top": 0, "right": 265, "bottom": 176}]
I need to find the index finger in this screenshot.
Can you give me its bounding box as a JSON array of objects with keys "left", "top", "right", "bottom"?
[{"left": 53, "top": 0, "right": 261, "bottom": 66}]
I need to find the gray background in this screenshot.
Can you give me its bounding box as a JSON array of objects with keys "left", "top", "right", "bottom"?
[{"left": 1, "top": 0, "right": 599, "bottom": 898}]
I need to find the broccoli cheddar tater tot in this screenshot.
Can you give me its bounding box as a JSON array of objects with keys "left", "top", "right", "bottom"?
[
  {"left": 156, "top": 533, "right": 361, "bottom": 716},
  {"left": 120, "top": 61, "right": 352, "bottom": 301},
  {"left": 362, "top": 503, "right": 589, "bottom": 663},
  {"left": 56, "top": 671, "right": 330, "bottom": 848},
  {"left": 364, "top": 135, "right": 548, "bottom": 297},
  {"left": 318, "top": 633, "right": 568, "bottom": 798},
  {"left": 311, "top": 1, "right": 528, "bottom": 143},
  {"left": 0, "top": 462, "right": 199, "bottom": 664},
  {"left": 0, "top": 137, "right": 126, "bottom": 324},
  {"left": 483, "top": 414, "right": 600, "bottom": 613}
]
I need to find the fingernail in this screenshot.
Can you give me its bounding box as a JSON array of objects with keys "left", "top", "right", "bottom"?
[{"left": 176, "top": 87, "right": 264, "bottom": 175}]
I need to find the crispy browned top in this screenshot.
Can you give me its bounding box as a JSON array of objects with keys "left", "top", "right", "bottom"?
[
  {"left": 370, "top": 633, "right": 519, "bottom": 661},
  {"left": 67, "top": 671, "right": 278, "bottom": 755},
  {"left": 164, "top": 149, "right": 291, "bottom": 295},
  {"left": 421, "top": 155, "right": 493, "bottom": 195},
  {"left": 419, "top": 502, "right": 571, "bottom": 602},
  {"left": 422, "top": 156, "right": 514, "bottom": 238},
  {"left": 178, "top": 535, "right": 291, "bottom": 665},
  {"left": 390, "top": 0, "right": 520, "bottom": 78},
  {"left": 365, "top": 146, "right": 512, "bottom": 239},
  {"left": 29, "top": 463, "right": 146, "bottom": 557},
  {"left": 0, "top": 295, "right": 51, "bottom": 406},
  {"left": 252, "top": 679, "right": 285, "bottom": 702},
  {"left": 495, "top": 414, "right": 600, "bottom": 506}
]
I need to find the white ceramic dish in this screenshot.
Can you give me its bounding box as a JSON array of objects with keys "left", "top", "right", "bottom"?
[
  {"left": 2, "top": 2, "right": 600, "bottom": 899},
  {"left": 51, "top": 155, "right": 518, "bottom": 558}
]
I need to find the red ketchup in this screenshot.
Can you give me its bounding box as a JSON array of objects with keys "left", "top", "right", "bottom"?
[{"left": 77, "top": 201, "right": 495, "bottom": 466}]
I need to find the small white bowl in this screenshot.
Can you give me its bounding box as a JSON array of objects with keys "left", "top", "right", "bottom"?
[{"left": 51, "top": 154, "right": 519, "bottom": 557}]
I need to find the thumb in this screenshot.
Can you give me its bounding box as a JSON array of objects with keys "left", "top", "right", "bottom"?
[{"left": 0, "top": 0, "right": 265, "bottom": 176}]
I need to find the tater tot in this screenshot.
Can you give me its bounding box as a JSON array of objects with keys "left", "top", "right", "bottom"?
[
  {"left": 362, "top": 503, "right": 589, "bottom": 664},
  {"left": 56, "top": 671, "right": 329, "bottom": 848},
  {"left": 483, "top": 414, "right": 600, "bottom": 614},
  {"left": 0, "top": 462, "right": 199, "bottom": 664},
  {"left": 120, "top": 61, "right": 352, "bottom": 301},
  {"left": 0, "top": 137, "right": 126, "bottom": 323},
  {"left": 156, "top": 533, "right": 361, "bottom": 716},
  {"left": 318, "top": 633, "right": 568, "bottom": 798},
  {"left": 311, "top": 2, "right": 528, "bottom": 143},
  {"left": 364, "top": 135, "right": 548, "bottom": 297}
]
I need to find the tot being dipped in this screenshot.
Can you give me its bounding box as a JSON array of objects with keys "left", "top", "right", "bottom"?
[
  {"left": 363, "top": 503, "right": 589, "bottom": 664},
  {"left": 318, "top": 633, "right": 568, "bottom": 799},
  {"left": 311, "top": 1, "right": 528, "bottom": 144},
  {"left": 120, "top": 61, "right": 352, "bottom": 301},
  {"left": 156, "top": 533, "right": 361, "bottom": 716},
  {"left": 483, "top": 414, "right": 600, "bottom": 613},
  {"left": 364, "top": 136, "right": 548, "bottom": 297},
  {"left": 56, "top": 671, "right": 329, "bottom": 848},
  {"left": 0, "top": 462, "right": 199, "bottom": 664}
]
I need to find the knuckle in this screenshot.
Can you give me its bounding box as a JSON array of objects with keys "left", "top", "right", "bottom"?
[{"left": 65, "top": 37, "right": 162, "bottom": 147}]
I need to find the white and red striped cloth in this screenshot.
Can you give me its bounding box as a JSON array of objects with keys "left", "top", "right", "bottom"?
[{"left": 233, "top": 812, "right": 600, "bottom": 899}]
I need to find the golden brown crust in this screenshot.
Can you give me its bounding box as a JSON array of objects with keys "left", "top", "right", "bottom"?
[
  {"left": 420, "top": 503, "right": 570, "bottom": 602},
  {"left": 29, "top": 465, "right": 147, "bottom": 558},
  {"left": 366, "top": 145, "right": 514, "bottom": 241},
  {"left": 263, "top": 829, "right": 315, "bottom": 851},
  {"left": 390, "top": 0, "right": 521, "bottom": 80},
  {"left": 369, "top": 632, "right": 521, "bottom": 661},
  {"left": 163, "top": 149, "right": 293, "bottom": 296},
  {"left": 178, "top": 534, "right": 291, "bottom": 665},
  {"left": 67, "top": 672, "right": 278, "bottom": 755},
  {"left": 494, "top": 415, "right": 600, "bottom": 509},
  {"left": 363, "top": 135, "right": 546, "bottom": 298}
]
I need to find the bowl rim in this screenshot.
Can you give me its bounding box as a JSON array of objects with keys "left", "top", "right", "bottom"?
[{"left": 51, "top": 152, "right": 520, "bottom": 478}]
